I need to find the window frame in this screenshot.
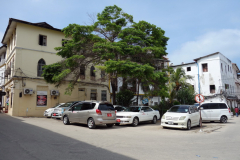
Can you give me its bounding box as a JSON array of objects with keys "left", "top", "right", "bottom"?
[
  {"left": 37, "top": 59, "right": 46, "bottom": 77},
  {"left": 39, "top": 35, "right": 47, "bottom": 46}
]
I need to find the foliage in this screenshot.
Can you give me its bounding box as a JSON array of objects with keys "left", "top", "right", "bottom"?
[
  {"left": 175, "top": 84, "right": 196, "bottom": 104},
  {"left": 116, "top": 90, "right": 135, "bottom": 107},
  {"left": 173, "top": 101, "right": 181, "bottom": 105},
  {"left": 43, "top": 5, "right": 169, "bottom": 103}
]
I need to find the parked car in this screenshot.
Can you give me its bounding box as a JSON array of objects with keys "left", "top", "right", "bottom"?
[
  {"left": 44, "top": 103, "right": 64, "bottom": 117},
  {"left": 115, "top": 106, "right": 160, "bottom": 126},
  {"left": 199, "top": 102, "right": 231, "bottom": 123},
  {"left": 161, "top": 105, "right": 200, "bottom": 130},
  {"left": 61, "top": 101, "right": 116, "bottom": 129},
  {"left": 114, "top": 105, "right": 127, "bottom": 112},
  {"left": 52, "top": 101, "right": 81, "bottom": 119}
]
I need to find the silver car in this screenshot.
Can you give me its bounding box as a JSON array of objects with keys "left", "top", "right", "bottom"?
[
  {"left": 61, "top": 101, "right": 116, "bottom": 129},
  {"left": 52, "top": 101, "right": 81, "bottom": 118}
]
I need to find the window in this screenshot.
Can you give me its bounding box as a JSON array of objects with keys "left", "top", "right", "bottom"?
[
  {"left": 230, "top": 67, "right": 232, "bottom": 73},
  {"left": 98, "top": 104, "right": 115, "bottom": 110},
  {"left": 78, "top": 88, "right": 85, "bottom": 91},
  {"left": 201, "top": 104, "right": 209, "bottom": 109},
  {"left": 72, "top": 103, "right": 82, "bottom": 111},
  {"left": 142, "top": 107, "right": 153, "bottom": 112},
  {"left": 90, "top": 89, "right": 97, "bottom": 100},
  {"left": 202, "top": 63, "right": 208, "bottom": 72},
  {"left": 37, "top": 59, "right": 46, "bottom": 77},
  {"left": 187, "top": 67, "right": 191, "bottom": 71},
  {"left": 225, "top": 66, "right": 227, "bottom": 73},
  {"left": 221, "top": 63, "right": 223, "bottom": 71},
  {"left": 101, "top": 90, "right": 107, "bottom": 101},
  {"left": 228, "top": 65, "right": 229, "bottom": 72},
  {"left": 80, "top": 65, "right": 85, "bottom": 79},
  {"left": 219, "top": 103, "right": 227, "bottom": 109},
  {"left": 210, "top": 85, "right": 215, "bottom": 93},
  {"left": 39, "top": 35, "right": 47, "bottom": 46},
  {"left": 81, "top": 103, "right": 94, "bottom": 110},
  {"left": 225, "top": 84, "right": 229, "bottom": 89},
  {"left": 90, "top": 66, "right": 95, "bottom": 77},
  {"left": 101, "top": 70, "right": 106, "bottom": 82}
]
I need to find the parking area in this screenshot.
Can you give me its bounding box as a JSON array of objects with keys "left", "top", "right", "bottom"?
[{"left": 12, "top": 116, "right": 239, "bottom": 160}]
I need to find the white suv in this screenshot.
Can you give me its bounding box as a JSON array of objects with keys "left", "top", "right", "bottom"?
[{"left": 199, "top": 102, "right": 231, "bottom": 123}]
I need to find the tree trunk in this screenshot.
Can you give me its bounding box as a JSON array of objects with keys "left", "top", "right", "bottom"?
[{"left": 136, "top": 79, "right": 140, "bottom": 105}]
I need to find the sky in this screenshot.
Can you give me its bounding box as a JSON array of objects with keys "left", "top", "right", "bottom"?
[{"left": 1, "top": 0, "right": 240, "bottom": 67}]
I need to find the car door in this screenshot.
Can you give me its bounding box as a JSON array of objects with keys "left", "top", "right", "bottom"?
[
  {"left": 209, "top": 103, "right": 220, "bottom": 121},
  {"left": 68, "top": 103, "right": 82, "bottom": 122},
  {"left": 146, "top": 107, "right": 155, "bottom": 121},
  {"left": 193, "top": 106, "right": 200, "bottom": 125},
  {"left": 189, "top": 106, "right": 196, "bottom": 125},
  {"left": 79, "top": 103, "right": 92, "bottom": 123},
  {"left": 140, "top": 107, "right": 150, "bottom": 121},
  {"left": 200, "top": 103, "right": 211, "bottom": 121}
]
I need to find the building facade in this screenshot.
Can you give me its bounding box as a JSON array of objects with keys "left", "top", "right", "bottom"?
[
  {"left": 171, "top": 52, "right": 240, "bottom": 108},
  {"left": 1, "top": 18, "right": 110, "bottom": 117},
  {"left": 0, "top": 45, "right": 6, "bottom": 105}
]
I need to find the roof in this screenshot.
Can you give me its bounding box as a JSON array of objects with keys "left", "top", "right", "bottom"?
[
  {"left": 232, "top": 63, "right": 240, "bottom": 72},
  {"left": 0, "top": 45, "right": 7, "bottom": 54},
  {"left": 1, "top": 18, "right": 62, "bottom": 44},
  {"left": 193, "top": 52, "right": 231, "bottom": 63},
  {"left": 171, "top": 62, "right": 195, "bottom": 67}
]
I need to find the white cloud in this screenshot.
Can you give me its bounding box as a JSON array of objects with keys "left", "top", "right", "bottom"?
[{"left": 168, "top": 29, "right": 240, "bottom": 65}]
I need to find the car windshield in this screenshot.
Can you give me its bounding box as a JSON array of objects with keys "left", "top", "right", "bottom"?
[
  {"left": 123, "top": 107, "right": 140, "bottom": 112},
  {"left": 60, "top": 102, "right": 74, "bottom": 108},
  {"left": 52, "top": 104, "right": 63, "bottom": 108},
  {"left": 168, "top": 106, "right": 189, "bottom": 113}
]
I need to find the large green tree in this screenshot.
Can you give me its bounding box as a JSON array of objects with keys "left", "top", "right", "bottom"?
[{"left": 43, "top": 5, "right": 169, "bottom": 104}]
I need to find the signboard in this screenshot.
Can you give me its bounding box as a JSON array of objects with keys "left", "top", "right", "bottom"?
[
  {"left": 37, "top": 91, "right": 47, "bottom": 106},
  {"left": 142, "top": 98, "right": 148, "bottom": 104},
  {"left": 195, "top": 94, "right": 204, "bottom": 103}
]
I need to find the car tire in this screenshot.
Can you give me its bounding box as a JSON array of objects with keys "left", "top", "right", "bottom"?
[
  {"left": 187, "top": 120, "right": 191, "bottom": 130},
  {"left": 152, "top": 116, "right": 157, "bottom": 124},
  {"left": 220, "top": 116, "right": 227, "bottom": 123},
  {"left": 87, "top": 118, "right": 96, "bottom": 129},
  {"left": 162, "top": 126, "right": 166, "bottom": 129},
  {"left": 63, "top": 116, "right": 70, "bottom": 125},
  {"left": 106, "top": 124, "right": 114, "bottom": 128},
  {"left": 115, "top": 123, "right": 120, "bottom": 126},
  {"left": 132, "top": 117, "right": 139, "bottom": 127}
]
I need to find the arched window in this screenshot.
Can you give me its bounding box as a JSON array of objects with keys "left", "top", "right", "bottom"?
[
  {"left": 37, "top": 59, "right": 46, "bottom": 77},
  {"left": 90, "top": 66, "right": 95, "bottom": 77},
  {"left": 80, "top": 65, "right": 85, "bottom": 79}
]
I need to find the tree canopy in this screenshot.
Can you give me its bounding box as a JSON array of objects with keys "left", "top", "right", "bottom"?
[{"left": 43, "top": 5, "right": 169, "bottom": 104}]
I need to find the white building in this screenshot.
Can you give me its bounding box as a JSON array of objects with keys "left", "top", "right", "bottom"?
[
  {"left": 171, "top": 52, "right": 240, "bottom": 108},
  {"left": 0, "top": 45, "right": 6, "bottom": 105}
]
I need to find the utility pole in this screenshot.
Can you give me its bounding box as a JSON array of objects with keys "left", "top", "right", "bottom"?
[{"left": 195, "top": 61, "right": 202, "bottom": 130}]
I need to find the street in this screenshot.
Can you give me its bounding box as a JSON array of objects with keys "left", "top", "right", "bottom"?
[{"left": 0, "top": 114, "right": 240, "bottom": 160}]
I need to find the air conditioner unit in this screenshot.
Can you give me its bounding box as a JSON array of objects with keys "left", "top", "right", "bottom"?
[
  {"left": 51, "top": 90, "right": 59, "bottom": 96},
  {"left": 24, "top": 88, "right": 33, "bottom": 95}
]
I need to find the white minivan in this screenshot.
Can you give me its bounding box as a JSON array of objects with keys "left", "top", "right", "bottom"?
[{"left": 199, "top": 102, "right": 231, "bottom": 123}]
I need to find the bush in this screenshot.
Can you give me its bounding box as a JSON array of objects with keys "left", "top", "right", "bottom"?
[{"left": 116, "top": 90, "right": 135, "bottom": 107}]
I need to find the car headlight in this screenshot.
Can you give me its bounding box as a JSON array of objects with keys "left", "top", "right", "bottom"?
[
  {"left": 179, "top": 116, "right": 186, "bottom": 120},
  {"left": 124, "top": 116, "right": 132, "bottom": 118},
  {"left": 161, "top": 115, "right": 165, "bottom": 119}
]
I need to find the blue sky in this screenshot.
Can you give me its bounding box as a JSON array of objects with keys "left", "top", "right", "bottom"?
[{"left": 1, "top": 0, "right": 240, "bottom": 68}]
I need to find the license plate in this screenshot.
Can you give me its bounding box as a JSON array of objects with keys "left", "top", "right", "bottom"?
[
  {"left": 107, "top": 113, "right": 112, "bottom": 117},
  {"left": 168, "top": 121, "right": 173, "bottom": 125}
]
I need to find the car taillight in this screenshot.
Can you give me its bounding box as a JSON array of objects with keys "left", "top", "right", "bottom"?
[
  {"left": 228, "top": 108, "right": 231, "bottom": 113},
  {"left": 115, "top": 110, "right": 117, "bottom": 114},
  {"left": 96, "top": 109, "right": 102, "bottom": 115}
]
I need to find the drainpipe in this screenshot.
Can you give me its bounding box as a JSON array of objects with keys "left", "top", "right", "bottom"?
[{"left": 195, "top": 60, "right": 202, "bottom": 128}]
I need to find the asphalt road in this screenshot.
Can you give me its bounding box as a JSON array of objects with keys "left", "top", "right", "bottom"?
[{"left": 1, "top": 114, "right": 240, "bottom": 160}]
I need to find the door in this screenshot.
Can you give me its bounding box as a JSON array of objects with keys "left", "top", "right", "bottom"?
[
  {"left": 209, "top": 103, "right": 220, "bottom": 120},
  {"left": 200, "top": 103, "right": 211, "bottom": 121},
  {"left": 140, "top": 107, "right": 150, "bottom": 121},
  {"left": 68, "top": 103, "right": 82, "bottom": 122},
  {"left": 79, "top": 103, "right": 92, "bottom": 123}
]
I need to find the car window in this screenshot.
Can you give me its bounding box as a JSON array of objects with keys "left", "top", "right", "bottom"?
[
  {"left": 189, "top": 107, "right": 195, "bottom": 113},
  {"left": 72, "top": 104, "right": 82, "bottom": 111},
  {"left": 168, "top": 106, "right": 189, "bottom": 113},
  {"left": 209, "top": 103, "right": 219, "bottom": 109},
  {"left": 115, "top": 107, "right": 125, "bottom": 111},
  {"left": 81, "top": 103, "right": 94, "bottom": 110},
  {"left": 219, "top": 103, "right": 228, "bottom": 109},
  {"left": 61, "top": 102, "right": 74, "bottom": 108},
  {"left": 201, "top": 104, "right": 209, "bottom": 109},
  {"left": 124, "top": 107, "right": 140, "bottom": 112},
  {"left": 193, "top": 106, "right": 198, "bottom": 112},
  {"left": 142, "top": 107, "right": 152, "bottom": 112},
  {"left": 98, "top": 104, "right": 115, "bottom": 111}
]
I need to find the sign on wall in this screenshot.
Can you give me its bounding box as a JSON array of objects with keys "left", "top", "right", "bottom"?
[{"left": 37, "top": 91, "right": 47, "bottom": 106}]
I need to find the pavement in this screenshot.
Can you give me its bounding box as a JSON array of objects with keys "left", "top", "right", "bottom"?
[{"left": 1, "top": 114, "right": 240, "bottom": 160}]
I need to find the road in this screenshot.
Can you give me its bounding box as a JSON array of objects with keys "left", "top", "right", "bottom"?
[{"left": 0, "top": 114, "right": 240, "bottom": 160}]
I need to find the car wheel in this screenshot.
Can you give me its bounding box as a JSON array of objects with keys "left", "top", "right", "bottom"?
[
  {"left": 63, "top": 116, "right": 70, "bottom": 125},
  {"left": 87, "top": 118, "right": 96, "bottom": 129},
  {"left": 152, "top": 116, "right": 157, "bottom": 124},
  {"left": 220, "top": 116, "right": 227, "bottom": 123},
  {"left": 187, "top": 120, "right": 191, "bottom": 130},
  {"left": 106, "top": 124, "right": 114, "bottom": 128},
  {"left": 132, "top": 117, "right": 139, "bottom": 127},
  {"left": 115, "top": 123, "right": 120, "bottom": 126}
]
